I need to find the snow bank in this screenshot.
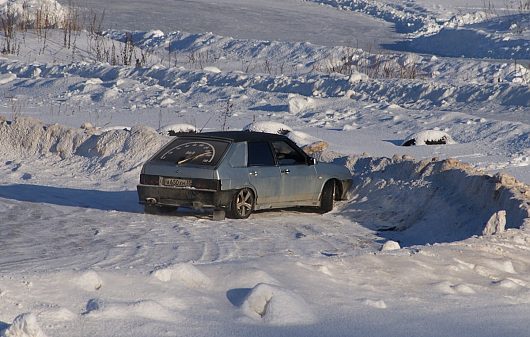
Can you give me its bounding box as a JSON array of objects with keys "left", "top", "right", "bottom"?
[
  {"left": 0, "top": 0, "right": 66, "bottom": 29},
  {"left": 0, "top": 117, "right": 167, "bottom": 174},
  {"left": 0, "top": 313, "right": 47, "bottom": 337},
  {"left": 340, "top": 155, "right": 530, "bottom": 245},
  {"left": 240, "top": 283, "right": 315, "bottom": 325}
]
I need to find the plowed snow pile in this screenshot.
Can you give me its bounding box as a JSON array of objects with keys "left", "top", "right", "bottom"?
[
  {"left": 340, "top": 154, "right": 530, "bottom": 245},
  {"left": 0, "top": 117, "right": 168, "bottom": 177}
]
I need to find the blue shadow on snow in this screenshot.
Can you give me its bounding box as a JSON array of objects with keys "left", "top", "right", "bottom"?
[{"left": 0, "top": 184, "right": 141, "bottom": 213}]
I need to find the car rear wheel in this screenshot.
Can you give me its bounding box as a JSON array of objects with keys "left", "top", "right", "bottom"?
[
  {"left": 319, "top": 180, "right": 336, "bottom": 213},
  {"left": 227, "top": 188, "right": 255, "bottom": 219}
]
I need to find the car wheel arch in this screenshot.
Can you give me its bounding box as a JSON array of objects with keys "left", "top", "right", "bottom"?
[{"left": 319, "top": 178, "right": 342, "bottom": 201}]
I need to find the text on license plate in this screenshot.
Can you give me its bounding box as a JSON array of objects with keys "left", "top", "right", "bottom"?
[{"left": 161, "top": 177, "right": 192, "bottom": 187}]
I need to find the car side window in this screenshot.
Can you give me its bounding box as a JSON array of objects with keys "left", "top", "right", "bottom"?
[
  {"left": 248, "top": 142, "right": 275, "bottom": 167},
  {"left": 271, "top": 141, "right": 306, "bottom": 165}
]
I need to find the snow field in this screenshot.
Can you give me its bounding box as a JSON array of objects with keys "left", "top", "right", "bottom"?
[{"left": 0, "top": 0, "right": 529, "bottom": 335}]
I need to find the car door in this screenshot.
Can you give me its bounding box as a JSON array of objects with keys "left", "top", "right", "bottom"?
[
  {"left": 247, "top": 141, "right": 281, "bottom": 206},
  {"left": 270, "top": 140, "right": 318, "bottom": 203}
]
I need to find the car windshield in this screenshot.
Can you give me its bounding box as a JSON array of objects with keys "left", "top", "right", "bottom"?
[{"left": 155, "top": 138, "right": 230, "bottom": 166}]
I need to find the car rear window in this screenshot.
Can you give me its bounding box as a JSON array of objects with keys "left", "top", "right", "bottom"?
[{"left": 155, "top": 138, "right": 230, "bottom": 166}]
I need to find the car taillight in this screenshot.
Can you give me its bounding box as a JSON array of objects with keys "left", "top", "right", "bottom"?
[
  {"left": 140, "top": 174, "right": 159, "bottom": 185},
  {"left": 192, "top": 179, "right": 221, "bottom": 190}
]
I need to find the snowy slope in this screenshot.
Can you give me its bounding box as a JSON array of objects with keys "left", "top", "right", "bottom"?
[{"left": 0, "top": 0, "right": 529, "bottom": 336}]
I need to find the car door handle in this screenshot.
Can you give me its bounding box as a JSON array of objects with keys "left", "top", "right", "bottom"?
[
  {"left": 249, "top": 171, "right": 258, "bottom": 176},
  {"left": 281, "top": 169, "right": 290, "bottom": 174}
]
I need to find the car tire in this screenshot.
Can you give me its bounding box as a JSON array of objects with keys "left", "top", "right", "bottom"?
[
  {"left": 227, "top": 188, "right": 255, "bottom": 219},
  {"left": 319, "top": 180, "right": 336, "bottom": 213}
]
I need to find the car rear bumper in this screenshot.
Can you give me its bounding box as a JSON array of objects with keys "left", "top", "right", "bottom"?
[{"left": 137, "top": 184, "right": 233, "bottom": 209}]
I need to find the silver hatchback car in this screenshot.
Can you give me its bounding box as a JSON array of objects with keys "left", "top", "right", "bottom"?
[{"left": 137, "top": 131, "right": 352, "bottom": 219}]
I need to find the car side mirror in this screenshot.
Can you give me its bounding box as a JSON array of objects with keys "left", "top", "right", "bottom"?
[{"left": 307, "top": 157, "right": 317, "bottom": 165}]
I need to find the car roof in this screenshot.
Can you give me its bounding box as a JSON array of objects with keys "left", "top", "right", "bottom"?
[{"left": 175, "top": 131, "right": 290, "bottom": 142}]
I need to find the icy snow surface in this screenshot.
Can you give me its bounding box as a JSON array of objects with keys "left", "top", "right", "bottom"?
[{"left": 0, "top": 0, "right": 530, "bottom": 336}]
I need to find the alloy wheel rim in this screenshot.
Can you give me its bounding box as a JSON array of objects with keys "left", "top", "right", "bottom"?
[{"left": 236, "top": 190, "right": 253, "bottom": 216}]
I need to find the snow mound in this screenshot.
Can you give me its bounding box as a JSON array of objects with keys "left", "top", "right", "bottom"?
[
  {"left": 84, "top": 298, "right": 176, "bottom": 322},
  {"left": 158, "top": 123, "right": 197, "bottom": 136},
  {"left": 381, "top": 240, "right": 401, "bottom": 251},
  {"left": 0, "top": 117, "right": 89, "bottom": 159},
  {"left": 75, "top": 270, "right": 103, "bottom": 291},
  {"left": 349, "top": 71, "right": 369, "bottom": 83},
  {"left": 0, "top": 73, "right": 16, "bottom": 85},
  {"left": 203, "top": 66, "right": 222, "bottom": 73},
  {"left": 243, "top": 121, "right": 292, "bottom": 135},
  {"left": 241, "top": 283, "right": 315, "bottom": 325},
  {"left": 0, "top": 313, "right": 47, "bottom": 337},
  {"left": 0, "top": 117, "right": 166, "bottom": 176},
  {"left": 402, "top": 130, "right": 456, "bottom": 146},
  {"left": 0, "top": 0, "right": 66, "bottom": 29},
  {"left": 362, "top": 299, "right": 387, "bottom": 309},
  {"left": 341, "top": 155, "right": 530, "bottom": 246},
  {"left": 151, "top": 263, "right": 212, "bottom": 288},
  {"left": 288, "top": 95, "right": 316, "bottom": 114}
]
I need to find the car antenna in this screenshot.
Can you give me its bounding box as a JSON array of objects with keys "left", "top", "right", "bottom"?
[{"left": 198, "top": 113, "right": 215, "bottom": 133}]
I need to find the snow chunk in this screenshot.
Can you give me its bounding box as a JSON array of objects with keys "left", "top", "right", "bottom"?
[
  {"left": 151, "top": 263, "right": 211, "bottom": 288},
  {"left": 288, "top": 95, "right": 316, "bottom": 114},
  {"left": 243, "top": 121, "right": 292, "bottom": 135},
  {"left": 158, "top": 123, "right": 197, "bottom": 135},
  {"left": 348, "top": 71, "right": 369, "bottom": 83},
  {"left": 0, "top": 73, "right": 17, "bottom": 85},
  {"left": 381, "top": 240, "right": 401, "bottom": 251},
  {"left": 0, "top": 313, "right": 47, "bottom": 337},
  {"left": 159, "top": 97, "right": 175, "bottom": 107},
  {"left": 402, "top": 130, "right": 456, "bottom": 146},
  {"left": 362, "top": 299, "right": 387, "bottom": 309},
  {"left": 85, "top": 78, "right": 103, "bottom": 86},
  {"left": 75, "top": 270, "right": 103, "bottom": 291},
  {"left": 482, "top": 210, "right": 506, "bottom": 235},
  {"left": 241, "top": 283, "right": 315, "bottom": 325},
  {"left": 203, "top": 66, "right": 222, "bottom": 73}
]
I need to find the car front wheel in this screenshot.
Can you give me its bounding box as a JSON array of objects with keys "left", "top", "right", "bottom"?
[
  {"left": 319, "top": 180, "right": 336, "bottom": 213},
  {"left": 227, "top": 188, "right": 255, "bottom": 219}
]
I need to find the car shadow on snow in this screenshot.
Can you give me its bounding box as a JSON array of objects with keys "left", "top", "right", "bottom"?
[{"left": 0, "top": 184, "right": 141, "bottom": 213}]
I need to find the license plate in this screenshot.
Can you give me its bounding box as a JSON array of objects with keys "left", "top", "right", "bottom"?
[{"left": 161, "top": 177, "right": 192, "bottom": 187}]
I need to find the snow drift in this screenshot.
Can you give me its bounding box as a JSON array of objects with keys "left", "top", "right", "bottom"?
[{"left": 338, "top": 154, "right": 530, "bottom": 246}]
